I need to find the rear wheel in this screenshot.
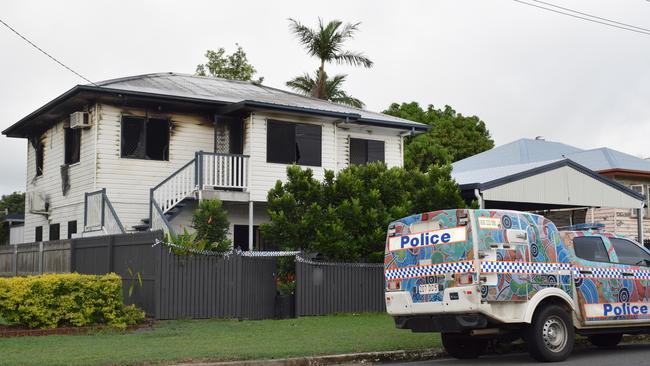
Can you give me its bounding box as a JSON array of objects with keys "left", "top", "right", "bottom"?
[
  {"left": 525, "top": 304, "right": 575, "bottom": 362},
  {"left": 441, "top": 333, "right": 488, "bottom": 359},
  {"left": 588, "top": 333, "right": 623, "bottom": 348}
]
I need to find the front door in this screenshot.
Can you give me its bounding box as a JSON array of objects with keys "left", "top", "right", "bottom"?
[{"left": 214, "top": 117, "right": 243, "bottom": 154}]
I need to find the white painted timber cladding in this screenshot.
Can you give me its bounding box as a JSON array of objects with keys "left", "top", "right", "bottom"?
[
  {"left": 95, "top": 104, "right": 214, "bottom": 231},
  {"left": 482, "top": 165, "right": 643, "bottom": 209},
  {"left": 9, "top": 225, "right": 24, "bottom": 245},
  {"left": 23, "top": 108, "right": 97, "bottom": 242}
]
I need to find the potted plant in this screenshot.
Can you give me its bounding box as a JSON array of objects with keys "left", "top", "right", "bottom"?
[{"left": 275, "top": 273, "right": 296, "bottom": 319}]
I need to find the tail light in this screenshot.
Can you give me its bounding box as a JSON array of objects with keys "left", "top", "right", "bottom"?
[
  {"left": 386, "top": 280, "right": 401, "bottom": 291},
  {"left": 456, "top": 273, "right": 474, "bottom": 285}
]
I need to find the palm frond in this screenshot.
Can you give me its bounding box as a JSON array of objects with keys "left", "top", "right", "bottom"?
[
  {"left": 286, "top": 73, "right": 317, "bottom": 95},
  {"left": 288, "top": 18, "right": 316, "bottom": 48},
  {"left": 334, "top": 51, "right": 374, "bottom": 68}
]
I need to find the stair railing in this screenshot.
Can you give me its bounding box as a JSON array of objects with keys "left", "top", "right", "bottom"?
[
  {"left": 83, "top": 189, "right": 126, "bottom": 234},
  {"left": 149, "top": 156, "right": 198, "bottom": 235}
]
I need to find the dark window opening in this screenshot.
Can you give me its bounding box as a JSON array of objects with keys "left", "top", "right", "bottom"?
[
  {"left": 49, "top": 223, "right": 60, "bottom": 241},
  {"left": 35, "top": 226, "right": 43, "bottom": 242},
  {"left": 350, "top": 138, "right": 385, "bottom": 165},
  {"left": 267, "top": 120, "right": 321, "bottom": 166},
  {"left": 573, "top": 236, "right": 609, "bottom": 262},
  {"left": 610, "top": 237, "right": 650, "bottom": 266},
  {"left": 121, "top": 116, "right": 169, "bottom": 160},
  {"left": 233, "top": 225, "right": 260, "bottom": 251},
  {"left": 64, "top": 128, "right": 81, "bottom": 164},
  {"left": 35, "top": 143, "right": 44, "bottom": 177},
  {"left": 67, "top": 221, "right": 77, "bottom": 239}
]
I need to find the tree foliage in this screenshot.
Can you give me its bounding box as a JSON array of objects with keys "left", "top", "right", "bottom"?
[
  {"left": 0, "top": 192, "right": 25, "bottom": 245},
  {"left": 286, "top": 71, "right": 364, "bottom": 108},
  {"left": 261, "top": 163, "right": 465, "bottom": 262},
  {"left": 383, "top": 102, "right": 494, "bottom": 171},
  {"left": 195, "top": 44, "right": 263, "bottom": 83},
  {"left": 287, "top": 18, "right": 371, "bottom": 106}
]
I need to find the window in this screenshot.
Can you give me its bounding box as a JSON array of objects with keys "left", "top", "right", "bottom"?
[
  {"left": 266, "top": 120, "right": 322, "bottom": 166},
  {"left": 35, "top": 226, "right": 42, "bottom": 242},
  {"left": 64, "top": 128, "right": 81, "bottom": 164},
  {"left": 49, "top": 223, "right": 60, "bottom": 241},
  {"left": 573, "top": 236, "right": 609, "bottom": 262},
  {"left": 609, "top": 237, "right": 650, "bottom": 266},
  {"left": 67, "top": 221, "right": 77, "bottom": 239},
  {"left": 35, "top": 143, "right": 44, "bottom": 177},
  {"left": 121, "top": 116, "right": 169, "bottom": 160},
  {"left": 350, "top": 138, "right": 385, "bottom": 165}
]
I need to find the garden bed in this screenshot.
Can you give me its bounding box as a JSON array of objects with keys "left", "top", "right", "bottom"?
[{"left": 0, "top": 319, "right": 155, "bottom": 338}]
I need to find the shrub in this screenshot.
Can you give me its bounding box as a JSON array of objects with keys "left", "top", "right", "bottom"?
[
  {"left": 262, "top": 163, "right": 465, "bottom": 262},
  {"left": 0, "top": 273, "right": 144, "bottom": 329},
  {"left": 192, "top": 199, "right": 231, "bottom": 252}
]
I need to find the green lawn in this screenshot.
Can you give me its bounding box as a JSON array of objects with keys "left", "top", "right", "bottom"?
[{"left": 0, "top": 313, "right": 441, "bottom": 366}]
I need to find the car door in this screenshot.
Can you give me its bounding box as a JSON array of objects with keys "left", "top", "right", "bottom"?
[
  {"left": 605, "top": 236, "right": 650, "bottom": 324},
  {"left": 569, "top": 234, "right": 620, "bottom": 325}
]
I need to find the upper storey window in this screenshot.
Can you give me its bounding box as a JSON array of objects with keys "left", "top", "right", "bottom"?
[
  {"left": 121, "top": 116, "right": 170, "bottom": 160},
  {"left": 267, "top": 120, "right": 321, "bottom": 167}
]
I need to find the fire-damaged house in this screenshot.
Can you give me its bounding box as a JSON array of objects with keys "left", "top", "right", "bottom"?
[{"left": 2, "top": 72, "right": 427, "bottom": 249}]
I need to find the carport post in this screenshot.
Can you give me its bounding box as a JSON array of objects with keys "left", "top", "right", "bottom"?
[{"left": 637, "top": 207, "right": 644, "bottom": 245}]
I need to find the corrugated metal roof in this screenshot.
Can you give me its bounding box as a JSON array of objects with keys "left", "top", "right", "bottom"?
[
  {"left": 93, "top": 72, "right": 427, "bottom": 129},
  {"left": 452, "top": 159, "right": 561, "bottom": 185},
  {"left": 452, "top": 138, "right": 650, "bottom": 177}
]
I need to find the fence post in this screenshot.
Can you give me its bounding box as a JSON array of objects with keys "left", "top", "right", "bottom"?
[
  {"left": 38, "top": 241, "right": 44, "bottom": 274},
  {"left": 108, "top": 235, "right": 114, "bottom": 273},
  {"left": 69, "top": 239, "right": 76, "bottom": 272},
  {"left": 12, "top": 244, "right": 17, "bottom": 276}
]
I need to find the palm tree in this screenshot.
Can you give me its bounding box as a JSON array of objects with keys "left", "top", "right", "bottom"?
[
  {"left": 287, "top": 71, "right": 365, "bottom": 108},
  {"left": 287, "top": 18, "right": 373, "bottom": 105}
]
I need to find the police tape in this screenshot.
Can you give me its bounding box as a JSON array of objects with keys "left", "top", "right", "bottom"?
[
  {"left": 153, "top": 239, "right": 300, "bottom": 257},
  {"left": 295, "top": 255, "right": 384, "bottom": 268}
]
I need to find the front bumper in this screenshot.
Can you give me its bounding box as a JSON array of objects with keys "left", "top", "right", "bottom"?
[{"left": 394, "top": 313, "right": 488, "bottom": 333}]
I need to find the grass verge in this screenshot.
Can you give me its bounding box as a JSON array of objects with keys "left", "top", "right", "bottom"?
[{"left": 0, "top": 313, "right": 440, "bottom": 366}]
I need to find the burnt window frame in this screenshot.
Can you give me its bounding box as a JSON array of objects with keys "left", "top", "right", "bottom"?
[
  {"left": 35, "top": 142, "right": 44, "bottom": 177},
  {"left": 266, "top": 120, "right": 322, "bottom": 167},
  {"left": 349, "top": 138, "right": 385, "bottom": 165},
  {"left": 120, "top": 115, "right": 170, "bottom": 161},
  {"left": 35, "top": 226, "right": 43, "bottom": 242},
  {"left": 64, "top": 127, "right": 82, "bottom": 165}
]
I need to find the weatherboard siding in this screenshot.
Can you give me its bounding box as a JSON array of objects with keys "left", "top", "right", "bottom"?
[
  {"left": 95, "top": 104, "right": 214, "bottom": 231},
  {"left": 23, "top": 108, "right": 97, "bottom": 242}
]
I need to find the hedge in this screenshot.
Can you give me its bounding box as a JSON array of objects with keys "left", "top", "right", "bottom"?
[{"left": 0, "top": 273, "right": 144, "bottom": 329}]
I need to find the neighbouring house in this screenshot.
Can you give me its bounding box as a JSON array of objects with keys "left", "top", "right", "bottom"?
[
  {"left": 1, "top": 213, "right": 24, "bottom": 245},
  {"left": 2, "top": 72, "right": 427, "bottom": 249},
  {"left": 452, "top": 137, "right": 650, "bottom": 243}
]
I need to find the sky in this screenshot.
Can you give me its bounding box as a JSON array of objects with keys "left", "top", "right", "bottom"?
[{"left": 1, "top": 0, "right": 650, "bottom": 195}]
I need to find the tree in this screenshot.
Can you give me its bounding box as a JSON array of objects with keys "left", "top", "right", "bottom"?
[
  {"left": 192, "top": 199, "right": 231, "bottom": 251},
  {"left": 195, "top": 44, "right": 263, "bottom": 83},
  {"left": 286, "top": 71, "right": 364, "bottom": 108},
  {"left": 0, "top": 192, "right": 25, "bottom": 245},
  {"left": 261, "top": 163, "right": 464, "bottom": 262},
  {"left": 384, "top": 102, "right": 494, "bottom": 171},
  {"left": 287, "top": 18, "right": 372, "bottom": 105}
]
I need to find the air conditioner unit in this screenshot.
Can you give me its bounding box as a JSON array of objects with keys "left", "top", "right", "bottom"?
[
  {"left": 70, "top": 111, "right": 91, "bottom": 129},
  {"left": 29, "top": 191, "right": 49, "bottom": 214}
]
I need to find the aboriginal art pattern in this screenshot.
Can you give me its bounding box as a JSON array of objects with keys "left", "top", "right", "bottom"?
[{"left": 384, "top": 209, "right": 650, "bottom": 322}]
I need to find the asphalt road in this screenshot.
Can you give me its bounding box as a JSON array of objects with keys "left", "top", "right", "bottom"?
[{"left": 382, "top": 344, "right": 650, "bottom": 366}]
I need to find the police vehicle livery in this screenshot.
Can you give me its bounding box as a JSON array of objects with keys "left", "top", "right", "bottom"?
[{"left": 384, "top": 209, "right": 650, "bottom": 362}]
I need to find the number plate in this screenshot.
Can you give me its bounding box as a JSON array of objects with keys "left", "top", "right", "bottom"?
[{"left": 418, "top": 283, "right": 440, "bottom": 294}]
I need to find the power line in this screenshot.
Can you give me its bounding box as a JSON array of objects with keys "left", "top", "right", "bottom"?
[
  {"left": 0, "top": 18, "right": 96, "bottom": 85},
  {"left": 529, "top": 0, "right": 650, "bottom": 33},
  {"left": 513, "top": 0, "right": 650, "bottom": 36}
]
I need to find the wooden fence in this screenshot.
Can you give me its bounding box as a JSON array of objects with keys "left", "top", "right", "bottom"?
[{"left": 0, "top": 240, "right": 70, "bottom": 276}]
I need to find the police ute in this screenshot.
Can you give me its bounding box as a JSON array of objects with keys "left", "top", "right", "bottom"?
[{"left": 384, "top": 209, "right": 650, "bottom": 362}]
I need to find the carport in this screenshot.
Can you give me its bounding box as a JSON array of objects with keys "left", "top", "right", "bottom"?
[{"left": 452, "top": 158, "right": 646, "bottom": 242}]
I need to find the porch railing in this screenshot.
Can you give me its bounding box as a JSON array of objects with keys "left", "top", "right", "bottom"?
[
  {"left": 149, "top": 152, "right": 250, "bottom": 235},
  {"left": 83, "top": 189, "right": 126, "bottom": 234}
]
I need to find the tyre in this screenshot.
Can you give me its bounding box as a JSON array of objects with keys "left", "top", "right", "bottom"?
[
  {"left": 525, "top": 304, "right": 575, "bottom": 362},
  {"left": 588, "top": 333, "right": 622, "bottom": 348},
  {"left": 441, "top": 333, "right": 488, "bottom": 359}
]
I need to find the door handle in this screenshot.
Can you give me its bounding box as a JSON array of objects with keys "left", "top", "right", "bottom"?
[
  {"left": 622, "top": 272, "right": 635, "bottom": 277},
  {"left": 579, "top": 270, "right": 592, "bottom": 275}
]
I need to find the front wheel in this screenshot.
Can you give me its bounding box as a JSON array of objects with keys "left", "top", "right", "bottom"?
[
  {"left": 588, "top": 333, "right": 622, "bottom": 348},
  {"left": 525, "top": 304, "right": 575, "bottom": 362},
  {"left": 441, "top": 333, "right": 488, "bottom": 359}
]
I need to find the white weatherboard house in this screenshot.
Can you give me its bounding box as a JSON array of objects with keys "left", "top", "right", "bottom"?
[{"left": 3, "top": 73, "right": 427, "bottom": 250}]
